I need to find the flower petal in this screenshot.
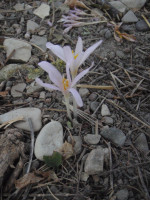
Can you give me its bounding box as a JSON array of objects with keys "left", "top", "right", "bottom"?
[
  {"left": 68, "top": 88, "right": 83, "bottom": 107},
  {"left": 75, "top": 37, "right": 83, "bottom": 55},
  {"left": 36, "top": 78, "right": 60, "bottom": 91},
  {"left": 63, "top": 46, "right": 74, "bottom": 65},
  {"left": 46, "top": 42, "right": 66, "bottom": 62},
  {"left": 71, "top": 63, "right": 94, "bottom": 87},
  {"left": 79, "top": 40, "right": 103, "bottom": 66},
  {"left": 38, "top": 61, "right": 62, "bottom": 88}
]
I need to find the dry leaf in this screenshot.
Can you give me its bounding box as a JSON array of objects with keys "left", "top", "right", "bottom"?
[
  {"left": 15, "top": 170, "right": 58, "bottom": 189},
  {"left": 59, "top": 141, "right": 74, "bottom": 159},
  {"left": 64, "top": 0, "right": 91, "bottom": 10},
  {"left": 114, "top": 24, "right": 136, "bottom": 42},
  {"left": 0, "top": 91, "right": 8, "bottom": 97},
  {"left": 0, "top": 116, "right": 24, "bottom": 129}
]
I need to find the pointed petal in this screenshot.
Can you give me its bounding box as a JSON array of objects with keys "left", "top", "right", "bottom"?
[
  {"left": 36, "top": 78, "right": 61, "bottom": 91},
  {"left": 75, "top": 37, "right": 83, "bottom": 55},
  {"left": 63, "top": 46, "right": 74, "bottom": 66},
  {"left": 71, "top": 63, "right": 94, "bottom": 87},
  {"left": 79, "top": 40, "right": 103, "bottom": 66},
  {"left": 46, "top": 42, "right": 66, "bottom": 62},
  {"left": 66, "top": 63, "right": 71, "bottom": 83},
  {"left": 68, "top": 88, "right": 83, "bottom": 107},
  {"left": 38, "top": 61, "right": 62, "bottom": 88}
]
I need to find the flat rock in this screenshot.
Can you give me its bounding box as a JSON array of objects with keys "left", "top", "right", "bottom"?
[
  {"left": 33, "top": 3, "right": 50, "bottom": 19},
  {"left": 90, "top": 101, "right": 99, "bottom": 112},
  {"left": 100, "top": 127, "right": 126, "bottom": 146},
  {"left": 11, "top": 83, "right": 26, "bottom": 97},
  {"left": 109, "top": 1, "right": 127, "bottom": 13},
  {"left": 136, "top": 20, "right": 150, "bottom": 31},
  {"left": 27, "top": 20, "right": 39, "bottom": 33},
  {"left": 30, "top": 35, "right": 47, "bottom": 52},
  {"left": 103, "top": 116, "right": 114, "bottom": 125},
  {"left": 34, "top": 121, "right": 63, "bottom": 161},
  {"left": 4, "top": 38, "right": 32, "bottom": 62},
  {"left": 0, "top": 108, "right": 42, "bottom": 131},
  {"left": 13, "top": 3, "right": 24, "bottom": 11},
  {"left": 84, "top": 147, "right": 108, "bottom": 175},
  {"left": 122, "top": 10, "right": 138, "bottom": 23},
  {"left": 101, "top": 104, "right": 111, "bottom": 116},
  {"left": 135, "top": 133, "right": 149, "bottom": 154},
  {"left": 120, "top": 0, "right": 146, "bottom": 10},
  {"left": 84, "top": 134, "right": 101, "bottom": 145},
  {"left": 0, "top": 64, "right": 31, "bottom": 83},
  {"left": 68, "top": 136, "right": 82, "bottom": 155},
  {"left": 26, "top": 81, "right": 43, "bottom": 94}
]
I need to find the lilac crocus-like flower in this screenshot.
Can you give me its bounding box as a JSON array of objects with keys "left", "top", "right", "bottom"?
[
  {"left": 46, "top": 37, "right": 102, "bottom": 78},
  {"left": 35, "top": 61, "right": 92, "bottom": 107}
]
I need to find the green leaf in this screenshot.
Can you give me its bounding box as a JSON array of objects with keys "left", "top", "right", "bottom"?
[
  {"left": 43, "top": 151, "right": 62, "bottom": 168},
  {"left": 67, "top": 121, "right": 73, "bottom": 130}
]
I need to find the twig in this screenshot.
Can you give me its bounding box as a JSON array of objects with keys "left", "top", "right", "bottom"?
[
  {"left": 142, "top": 14, "right": 150, "bottom": 29},
  {"left": 76, "top": 84, "right": 114, "bottom": 90},
  {"left": 47, "top": 186, "right": 59, "bottom": 200}
]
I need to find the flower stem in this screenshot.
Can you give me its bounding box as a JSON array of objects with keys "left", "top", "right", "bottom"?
[
  {"left": 64, "top": 94, "right": 72, "bottom": 121},
  {"left": 72, "top": 73, "right": 78, "bottom": 119}
]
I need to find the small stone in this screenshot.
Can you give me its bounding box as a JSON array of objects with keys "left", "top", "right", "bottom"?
[
  {"left": 27, "top": 20, "right": 39, "bottom": 33},
  {"left": 135, "top": 133, "right": 149, "bottom": 154},
  {"left": 33, "top": 3, "right": 50, "bottom": 19},
  {"left": 109, "top": 1, "right": 127, "bottom": 13},
  {"left": 0, "top": 108, "right": 42, "bottom": 131},
  {"left": 116, "top": 50, "right": 125, "bottom": 59},
  {"left": 100, "top": 127, "right": 126, "bottom": 146},
  {"left": 80, "top": 172, "right": 89, "bottom": 181},
  {"left": 84, "top": 134, "right": 101, "bottom": 145},
  {"left": 136, "top": 20, "right": 150, "bottom": 32},
  {"left": 4, "top": 38, "right": 32, "bottom": 62},
  {"left": 120, "top": 0, "right": 146, "bottom": 9},
  {"left": 79, "top": 88, "right": 89, "bottom": 97},
  {"left": 104, "top": 30, "right": 112, "bottom": 39},
  {"left": 103, "top": 116, "right": 114, "bottom": 125},
  {"left": 90, "top": 101, "right": 99, "bottom": 112},
  {"left": 13, "top": 3, "right": 24, "bottom": 11},
  {"left": 116, "top": 189, "right": 129, "bottom": 200},
  {"left": 34, "top": 121, "right": 63, "bottom": 161},
  {"left": 26, "top": 81, "right": 43, "bottom": 94},
  {"left": 39, "top": 91, "right": 46, "bottom": 99},
  {"left": 122, "top": 10, "right": 138, "bottom": 23},
  {"left": 11, "top": 83, "right": 26, "bottom": 97},
  {"left": 84, "top": 148, "right": 106, "bottom": 175},
  {"left": 89, "top": 93, "right": 97, "bottom": 101},
  {"left": 38, "top": 28, "right": 46, "bottom": 36},
  {"left": 101, "top": 104, "right": 111, "bottom": 116},
  {"left": 24, "top": 32, "right": 30, "bottom": 39},
  {"left": 30, "top": 35, "right": 47, "bottom": 52},
  {"left": 0, "top": 14, "right": 4, "bottom": 20},
  {"left": 68, "top": 136, "right": 82, "bottom": 155}
]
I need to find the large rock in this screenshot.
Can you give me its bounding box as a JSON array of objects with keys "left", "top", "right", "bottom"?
[
  {"left": 109, "top": 1, "right": 127, "bottom": 13},
  {"left": 34, "top": 121, "right": 63, "bottom": 161},
  {"left": 27, "top": 20, "right": 39, "bottom": 33},
  {"left": 0, "top": 108, "right": 42, "bottom": 131},
  {"left": 120, "top": 0, "right": 146, "bottom": 10},
  {"left": 11, "top": 83, "right": 26, "bottom": 97},
  {"left": 4, "top": 38, "right": 32, "bottom": 62},
  {"left": 30, "top": 35, "right": 47, "bottom": 52},
  {"left": 122, "top": 10, "right": 138, "bottom": 23}
]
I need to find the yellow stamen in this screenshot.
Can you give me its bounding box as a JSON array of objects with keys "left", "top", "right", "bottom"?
[
  {"left": 62, "top": 78, "right": 69, "bottom": 91},
  {"left": 72, "top": 50, "right": 78, "bottom": 59}
]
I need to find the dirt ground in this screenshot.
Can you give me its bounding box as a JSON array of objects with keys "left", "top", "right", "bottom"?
[{"left": 0, "top": 0, "right": 150, "bottom": 200}]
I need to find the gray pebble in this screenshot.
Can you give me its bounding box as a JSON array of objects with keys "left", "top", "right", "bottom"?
[
  {"left": 116, "top": 189, "right": 129, "bottom": 200},
  {"left": 105, "top": 30, "right": 112, "bottom": 39},
  {"left": 116, "top": 50, "right": 125, "bottom": 59},
  {"left": 136, "top": 20, "right": 150, "bottom": 31},
  {"left": 90, "top": 101, "right": 99, "bottom": 112}
]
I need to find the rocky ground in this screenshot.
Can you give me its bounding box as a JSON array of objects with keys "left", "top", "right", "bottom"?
[{"left": 0, "top": 0, "right": 150, "bottom": 200}]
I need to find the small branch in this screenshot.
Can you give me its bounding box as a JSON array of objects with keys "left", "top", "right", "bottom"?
[{"left": 76, "top": 84, "right": 114, "bottom": 90}]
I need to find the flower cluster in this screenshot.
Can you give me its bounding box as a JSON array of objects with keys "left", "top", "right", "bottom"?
[{"left": 36, "top": 37, "right": 102, "bottom": 120}]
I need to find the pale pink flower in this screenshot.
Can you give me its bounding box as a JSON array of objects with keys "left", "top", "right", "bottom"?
[
  {"left": 35, "top": 61, "right": 92, "bottom": 107},
  {"left": 46, "top": 37, "right": 102, "bottom": 77}
]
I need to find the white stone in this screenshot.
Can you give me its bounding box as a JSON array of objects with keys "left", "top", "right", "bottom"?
[
  {"left": 79, "top": 88, "right": 89, "bottom": 97},
  {"left": 0, "top": 108, "right": 42, "bottom": 131},
  {"left": 33, "top": 4, "right": 50, "bottom": 19},
  {"left": 11, "top": 83, "right": 26, "bottom": 97},
  {"left": 34, "top": 121, "right": 63, "bottom": 161},
  {"left": 13, "top": 3, "right": 24, "bottom": 11},
  {"left": 109, "top": 1, "right": 127, "bottom": 13},
  {"left": 80, "top": 172, "right": 89, "bottom": 181},
  {"left": 26, "top": 81, "right": 43, "bottom": 94},
  {"left": 4, "top": 38, "right": 32, "bottom": 62},
  {"left": 101, "top": 104, "right": 111, "bottom": 116},
  {"left": 84, "top": 149, "right": 104, "bottom": 175},
  {"left": 122, "top": 10, "right": 138, "bottom": 23},
  {"left": 120, "top": 0, "right": 146, "bottom": 10},
  {"left": 27, "top": 20, "right": 39, "bottom": 33}
]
